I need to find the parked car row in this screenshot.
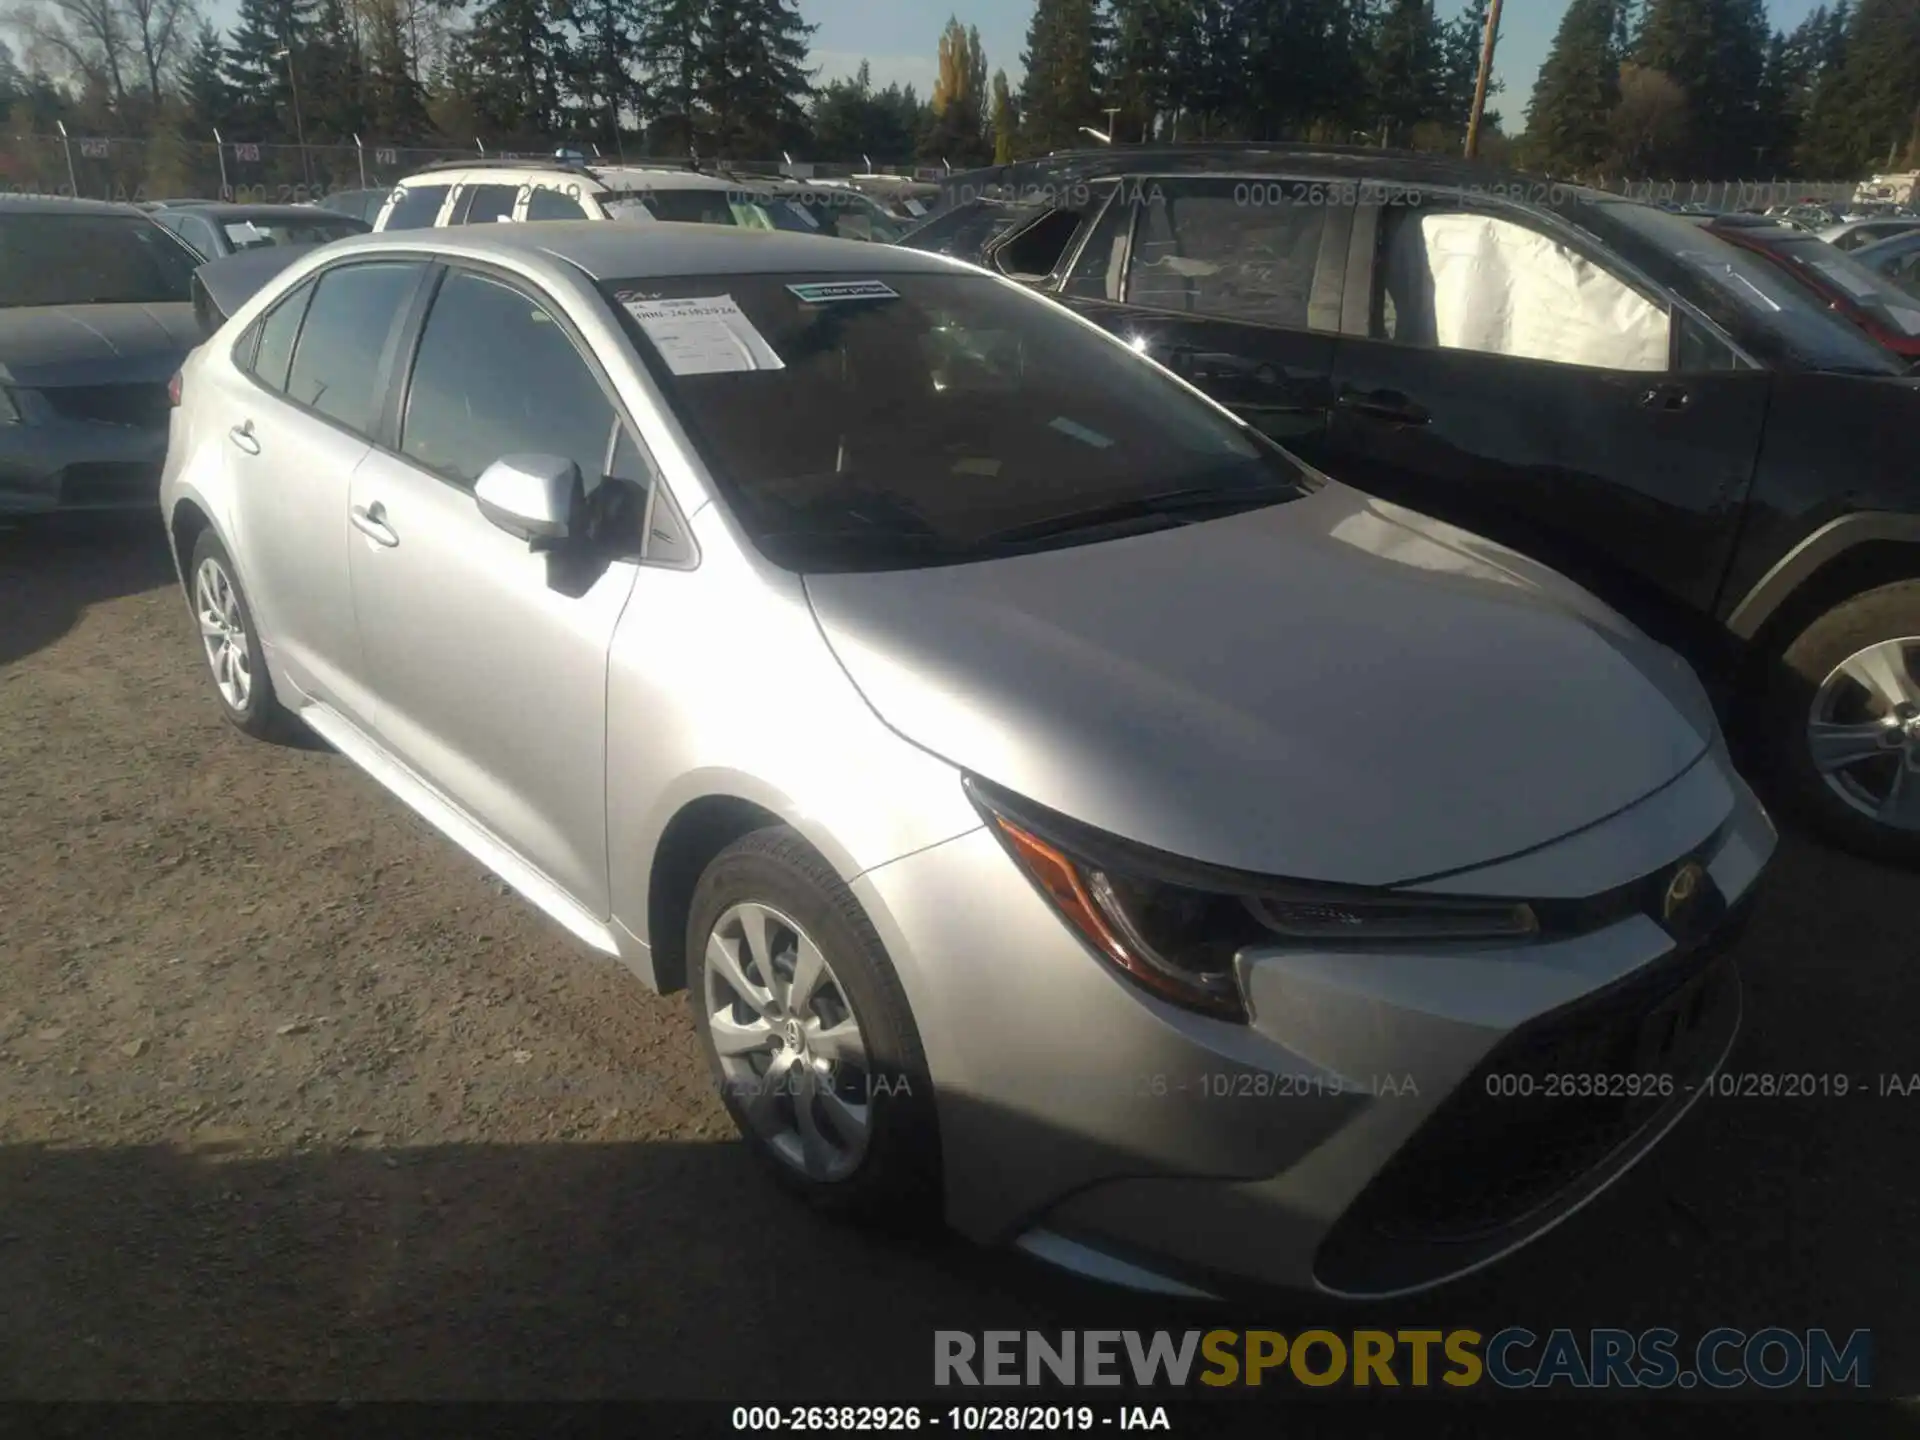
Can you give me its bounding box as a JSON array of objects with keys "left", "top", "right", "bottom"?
[{"left": 2, "top": 144, "right": 1910, "bottom": 1302}]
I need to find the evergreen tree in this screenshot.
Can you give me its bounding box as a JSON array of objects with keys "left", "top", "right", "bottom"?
[
  {"left": 697, "top": 0, "right": 814, "bottom": 157},
  {"left": 1525, "top": 0, "right": 1621, "bottom": 174},
  {"left": 1803, "top": 0, "right": 1920, "bottom": 173},
  {"left": 990, "top": 67, "right": 1018, "bottom": 161},
  {"left": 223, "top": 0, "right": 321, "bottom": 138},
  {"left": 463, "top": 0, "right": 566, "bottom": 138},
  {"left": 304, "top": 0, "right": 368, "bottom": 142},
  {"left": 1367, "top": 0, "right": 1447, "bottom": 141},
  {"left": 1635, "top": 0, "right": 1771, "bottom": 176},
  {"left": 566, "top": 0, "right": 647, "bottom": 151},
  {"left": 365, "top": 0, "right": 434, "bottom": 141},
  {"left": 178, "top": 23, "right": 232, "bottom": 135},
  {"left": 1018, "top": 0, "right": 1106, "bottom": 151},
  {"left": 640, "top": 0, "right": 710, "bottom": 153}
]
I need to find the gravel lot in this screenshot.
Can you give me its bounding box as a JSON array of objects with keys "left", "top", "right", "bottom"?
[{"left": 1, "top": 517, "right": 1916, "bottom": 1403}]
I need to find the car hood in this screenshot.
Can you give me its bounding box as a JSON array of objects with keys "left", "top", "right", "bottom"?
[
  {"left": 0, "top": 303, "right": 200, "bottom": 388},
  {"left": 804, "top": 483, "right": 1719, "bottom": 887}
]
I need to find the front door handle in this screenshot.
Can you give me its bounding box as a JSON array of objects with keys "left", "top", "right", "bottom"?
[
  {"left": 1336, "top": 387, "right": 1431, "bottom": 425},
  {"left": 350, "top": 502, "right": 398, "bottom": 548},
  {"left": 228, "top": 420, "right": 260, "bottom": 455},
  {"left": 1640, "top": 382, "right": 1693, "bottom": 412}
]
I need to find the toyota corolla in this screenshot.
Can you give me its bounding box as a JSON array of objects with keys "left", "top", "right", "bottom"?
[{"left": 161, "top": 223, "right": 1775, "bottom": 1297}]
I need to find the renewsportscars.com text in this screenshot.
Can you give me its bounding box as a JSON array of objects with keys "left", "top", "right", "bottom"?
[{"left": 934, "top": 1328, "right": 1872, "bottom": 1390}]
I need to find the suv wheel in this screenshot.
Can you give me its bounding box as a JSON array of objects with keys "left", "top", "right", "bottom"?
[
  {"left": 188, "top": 530, "right": 290, "bottom": 740},
  {"left": 1763, "top": 579, "right": 1920, "bottom": 862},
  {"left": 687, "top": 826, "right": 941, "bottom": 1224}
]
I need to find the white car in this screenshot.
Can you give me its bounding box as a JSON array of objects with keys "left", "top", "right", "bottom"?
[{"left": 373, "top": 158, "right": 807, "bottom": 233}]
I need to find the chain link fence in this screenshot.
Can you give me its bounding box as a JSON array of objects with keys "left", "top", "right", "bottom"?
[{"left": 0, "top": 132, "right": 942, "bottom": 204}]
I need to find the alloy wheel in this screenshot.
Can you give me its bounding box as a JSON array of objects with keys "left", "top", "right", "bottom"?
[
  {"left": 703, "top": 900, "right": 873, "bottom": 1182},
  {"left": 1806, "top": 634, "right": 1920, "bottom": 830},
  {"left": 194, "top": 557, "right": 252, "bottom": 713}
]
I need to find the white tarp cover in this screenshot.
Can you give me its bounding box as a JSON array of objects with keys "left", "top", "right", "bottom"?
[{"left": 1386, "top": 212, "right": 1670, "bottom": 372}]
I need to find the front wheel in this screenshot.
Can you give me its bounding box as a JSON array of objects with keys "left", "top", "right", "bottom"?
[
  {"left": 687, "top": 827, "right": 942, "bottom": 1225},
  {"left": 1761, "top": 579, "right": 1920, "bottom": 863}
]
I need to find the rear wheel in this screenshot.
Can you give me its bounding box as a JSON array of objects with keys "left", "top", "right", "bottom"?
[
  {"left": 188, "top": 530, "right": 290, "bottom": 741},
  {"left": 1762, "top": 580, "right": 1920, "bottom": 863},
  {"left": 687, "top": 826, "right": 941, "bottom": 1224}
]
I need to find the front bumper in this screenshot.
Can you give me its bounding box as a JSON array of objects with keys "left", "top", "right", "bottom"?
[
  {"left": 850, "top": 741, "right": 1774, "bottom": 1296},
  {"left": 0, "top": 423, "right": 168, "bottom": 515}
]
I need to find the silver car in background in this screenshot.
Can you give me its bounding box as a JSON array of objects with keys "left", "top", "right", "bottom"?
[{"left": 161, "top": 223, "right": 1775, "bottom": 1297}]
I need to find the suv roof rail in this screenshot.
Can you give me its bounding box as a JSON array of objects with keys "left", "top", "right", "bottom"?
[{"left": 409, "top": 155, "right": 599, "bottom": 178}]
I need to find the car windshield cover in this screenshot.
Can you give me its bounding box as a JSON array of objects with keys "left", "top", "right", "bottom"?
[
  {"left": 221, "top": 216, "right": 364, "bottom": 249},
  {"left": 601, "top": 271, "right": 1311, "bottom": 573},
  {"left": 0, "top": 212, "right": 198, "bottom": 308},
  {"left": 1588, "top": 200, "right": 1904, "bottom": 373},
  {"left": 1767, "top": 235, "right": 1920, "bottom": 339}
]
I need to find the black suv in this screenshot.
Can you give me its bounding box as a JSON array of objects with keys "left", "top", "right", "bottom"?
[{"left": 903, "top": 146, "right": 1920, "bottom": 863}]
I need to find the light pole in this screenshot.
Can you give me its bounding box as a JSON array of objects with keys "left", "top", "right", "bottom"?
[
  {"left": 273, "top": 47, "right": 314, "bottom": 192},
  {"left": 1464, "top": 0, "right": 1504, "bottom": 159}
]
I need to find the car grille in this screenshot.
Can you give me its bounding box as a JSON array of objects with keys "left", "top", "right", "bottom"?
[
  {"left": 59, "top": 462, "right": 161, "bottom": 507},
  {"left": 1315, "top": 890, "right": 1751, "bottom": 1288},
  {"left": 42, "top": 382, "right": 171, "bottom": 430}
]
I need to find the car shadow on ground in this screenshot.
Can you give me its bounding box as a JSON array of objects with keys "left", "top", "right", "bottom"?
[{"left": 0, "top": 517, "right": 180, "bottom": 672}]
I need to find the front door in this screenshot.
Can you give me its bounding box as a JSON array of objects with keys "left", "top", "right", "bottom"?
[
  {"left": 1326, "top": 200, "right": 1771, "bottom": 641},
  {"left": 344, "top": 265, "right": 642, "bottom": 914}
]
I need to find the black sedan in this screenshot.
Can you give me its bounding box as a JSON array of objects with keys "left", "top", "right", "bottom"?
[
  {"left": 906, "top": 147, "right": 1920, "bottom": 862},
  {"left": 0, "top": 196, "right": 202, "bottom": 516},
  {"left": 150, "top": 201, "right": 367, "bottom": 261}
]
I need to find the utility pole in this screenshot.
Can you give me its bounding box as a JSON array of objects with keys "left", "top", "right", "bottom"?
[{"left": 1464, "top": 0, "right": 1504, "bottom": 160}]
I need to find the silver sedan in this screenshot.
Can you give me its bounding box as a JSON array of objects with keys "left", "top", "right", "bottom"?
[{"left": 161, "top": 222, "right": 1776, "bottom": 1297}]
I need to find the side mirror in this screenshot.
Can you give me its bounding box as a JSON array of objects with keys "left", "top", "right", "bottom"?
[{"left": 474, "top": 454, "right": 583, "bottom": 549}]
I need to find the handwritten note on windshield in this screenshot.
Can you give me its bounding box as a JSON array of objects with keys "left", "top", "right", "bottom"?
[{"left": 621, "top": 295, "right": 785, "bottom": 375}]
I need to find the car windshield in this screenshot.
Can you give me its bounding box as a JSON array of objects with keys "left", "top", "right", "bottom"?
[
  {"left": 897, "top": 200, "right": 1042, "bottom": 259},
  {"left": 779, "top": 191, "right": 906, "bottom": 243},
  {"left": 1758, "top": 233, "right": 1920, "bottom": 340},
  {"left": 600, "top": 270, "right": 1312, "bottom": 573},
  {"left": 221, "top": 215, "right": 365, "bottom": 249},
  {"left": 1583, "top": 200, "right": 1905, "bottom": 374},
  {"left": 0, "top": 211, "right": 199, "bottom": 308}
]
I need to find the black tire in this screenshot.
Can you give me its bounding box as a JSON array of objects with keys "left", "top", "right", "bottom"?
[
  {"left": 186, "top": 529, "right": 291, "bottom": 741},
  {"left": 1759, "top": 579, "right": 1920, "bottom": 864},
  {"left": 687, "top": 826, "right": 942, "bottom": 1226}
]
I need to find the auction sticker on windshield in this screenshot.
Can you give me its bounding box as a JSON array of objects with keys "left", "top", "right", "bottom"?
[
  {"left": 620, "top": 294, "right": 785, "bottom": 374},
  {"left": 786, "top": 280, "right": 900, "bottom": 303}
]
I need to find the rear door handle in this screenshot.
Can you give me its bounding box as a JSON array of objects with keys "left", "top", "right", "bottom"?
[
  {"left": 1336, "top": 387, "right": 1430, "bottom": 425},
  {"left": 350, "top": 501, "right": 398, "bottom": 548},
  {"left": 1640, "top": 382, "right": 1692, "bottom": 412},
  {"left": 228, "top": 420, "right": 260, "bottom": 455}
]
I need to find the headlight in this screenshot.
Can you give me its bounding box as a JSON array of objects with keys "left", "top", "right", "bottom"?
[{"left": 966, "top": 777, "right": 1538, "bottom": 1024}]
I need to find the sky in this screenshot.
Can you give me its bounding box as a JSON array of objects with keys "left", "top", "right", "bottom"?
[
  {"left": 805, "top": 0, "right": 1834, "bottom": 127},
  {"left": 189, "top": 0, "right": 1835, "bottom": 132}
]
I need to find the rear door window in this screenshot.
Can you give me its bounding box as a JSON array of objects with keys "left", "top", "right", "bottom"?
[
  {"left": 384, "top": 184, "right": 449, "bottom": 230},
  {"left": 1126, "top": 177, "right": 1332, "bottom": 329},
  {"left": 284, "top": 261, "right": 425, "bottom": 434},
  {"left": 455, "top": 183, "right": 519, "bottom": 225}
]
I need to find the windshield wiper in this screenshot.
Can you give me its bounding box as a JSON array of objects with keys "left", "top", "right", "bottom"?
[{"left": 978, "top": 482, "right": 1301, "bottom": 547}]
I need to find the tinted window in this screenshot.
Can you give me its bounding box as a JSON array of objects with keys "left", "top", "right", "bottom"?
[
  {"left": 1675, "top": 311, "right": 1749, "bottom": 371},
  {"left": 384, "top": 184, "right": 449, "bottom": 230},
  {"left": 638, "top": 189, "right": 737, "bottom": 225},
  {"left": 1128, "top": 180, "right": 1329, "bottom": 328},
  {"left": 249, "top": 279, "right": 315, "bottom": 392},
  {"left": 220, "top": 214, "right": 366, "bottom": 249},
  {"left": 526, "top": 186, "right": 589, "bottom": 221},
  {"left": 401, "top": 269, "right": 615, "bottom": 489},
  {"left": 458, "top": 184, "right": 518, "bottom": 225},
  {"left": 285, "top": 262, "right": 422, "bottom": 432},
  {"left": 1062, "top": 186, "right": 1130, "bottom": 300},
  {"left": 0, "top": 212, "right": 198, "bottom": 308},
  {"left": 602, "top": 271, "right": 1310, "bottom": 573}
]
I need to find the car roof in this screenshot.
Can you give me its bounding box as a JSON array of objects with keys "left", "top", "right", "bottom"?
[
  {"left": 322, "top": 219, "right": 967, "bottom": 279},
  {"left": 171, "top": 203, "right": 364, "bottom": 222},
  {"left": 394, "top": 163, "right": 750, "bottom": 194},
  {"left": 0, "top": 194, "right": 149, "bottom": 217}
]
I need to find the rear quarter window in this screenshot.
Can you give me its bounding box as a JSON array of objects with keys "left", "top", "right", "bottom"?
[{"left": 383, "top": 184, "right": 449, "bottom": 231}]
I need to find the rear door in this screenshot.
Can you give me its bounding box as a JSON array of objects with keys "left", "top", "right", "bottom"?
[
  {"left": 1326, "top": 196, "right": 1771, "bottom": 631},
  {"left": 218, "top": 259, "right": 429, "bottom": 704},
  {"left": 1048, "top": 175, "right": 1349, "bottom": 458}
]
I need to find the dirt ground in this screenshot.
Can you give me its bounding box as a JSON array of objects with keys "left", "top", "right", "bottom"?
[{"left": 1, "top": 517, "right": 1917, "bottom": 1404}]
